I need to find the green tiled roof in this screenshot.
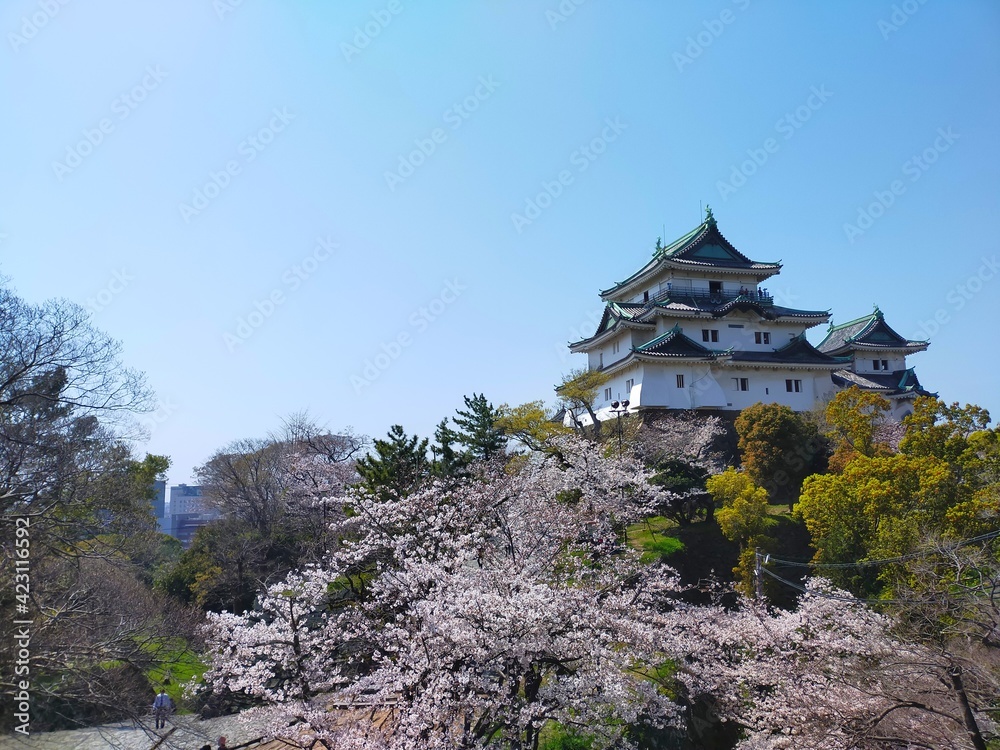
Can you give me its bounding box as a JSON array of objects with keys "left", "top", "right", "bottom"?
[
  {"left": 832, "top": 367, "right": 935, "bottom": 398},
  {"left": 600, "top": 214, "right": 782, "bottom": 298},
  {"left": 633, "top": 324, "right": 716, "bottom": 358},
  {"left": 729, "top": 334, "right": 846, "bottom": 366},
  {"left": 818, "top": 306, "right": 928, "bottom": 354}
]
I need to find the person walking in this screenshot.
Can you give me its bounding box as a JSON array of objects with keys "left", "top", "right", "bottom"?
[
  {"left": 152, "top": 688, "right": 173, "bottom": 729},
  {"left": 217, "top": 736, "right": 228, "bottom": 749}
]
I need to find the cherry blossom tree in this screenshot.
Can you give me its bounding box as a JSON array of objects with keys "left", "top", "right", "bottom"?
[
  {"left": 634, "top": 411, "right": 728, "bottom": 475},
  {"left": 200, "top": 432, "right": 998, "bottom": 749},
  {"left": 634, "top": 412, "right": 728, "bottom": 525},
  {"left": 202, "top": 436, "right": 698, "bottom": 749},
  {"left": 673, "top": 578, "right": 996, "bottom": 750}
]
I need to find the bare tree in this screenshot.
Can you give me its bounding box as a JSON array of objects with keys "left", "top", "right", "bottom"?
[
  {"left": 195, "top": 417, "right": 365, "bottom": 539},
  {"left": 0, "top": 281, "right": 186, "bottom": 731}
]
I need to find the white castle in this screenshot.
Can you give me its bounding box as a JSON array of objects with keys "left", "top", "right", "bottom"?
[{"left": 567, "top": 209, "right": 931, "bottom": 423}]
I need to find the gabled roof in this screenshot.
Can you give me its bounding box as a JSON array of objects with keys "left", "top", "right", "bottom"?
[
  {"left": 818, "top": 306, "right": 928, "bottom": 355},
  {"left": 600, "top": 210, "right": 782, "bottom": 300},
  {"left": 633, "top": 324, "right": 717, "bottom": 359},
  {"left": 729, "top": 334, "right": 846, "bottom": 367},
  {"left": 569, "top": 302, "right": 655, "bottom": 351},
  {"left": 832, "top": 367, "right": 934, "bottom": 398}
]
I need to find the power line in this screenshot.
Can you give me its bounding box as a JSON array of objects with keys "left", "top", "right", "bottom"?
[
  {"left": 758, "top": 566, "right": 909, "bottom": 606},
  {"left": 763, "top": 529, "right": 1000, "bottom": 570}
]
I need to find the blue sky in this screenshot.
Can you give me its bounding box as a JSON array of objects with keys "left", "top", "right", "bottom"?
[{"left": 1, "top": 0, "right": 998, "bottom": 485}]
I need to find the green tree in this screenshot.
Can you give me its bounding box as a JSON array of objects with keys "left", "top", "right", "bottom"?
[
  {"left": 706, "top": 468, "right": 775, "bottom": 595},
  {"left": 735, "top": 402, "right": 825, "bottom": 510},
  {"left": 430, "top": 418, "right": 467, "bottom": 479},
  {"left": 824, "top": 386, "right": 893, "bottom": 467},
  {"left": 556, "top": 368, "right": 610, "bottom": 438},
  {"left": 899, "top": 396, "right": 1000, "bottom": 537},
  {"left": 901, "top": 397, "right": 992, "bottom": 470},
  {"left": 452, "top": 393, "right": 507, "bottom": 461},
  {"left": 496, "top": 401, "right": 572, "bottom": 455},
  {"left": 156, "top": 518, "right": 287, "bottom": 613},
  {"left": 356, "top": 425, "right": 430, "bottom": 496},
  {"left": 797, "top": 453, "right": 957, "bottom": 594}
]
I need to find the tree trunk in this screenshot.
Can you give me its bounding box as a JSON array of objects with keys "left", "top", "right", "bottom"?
[{"left": 948, "top": 665, "right": 987, "bottom": 750}]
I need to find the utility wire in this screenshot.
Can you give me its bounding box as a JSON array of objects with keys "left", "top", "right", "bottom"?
[
  {"left": 758, "top": 566, "right": 910, "bottom": 606},
  {"left": 763, "top": 529, "right": 1000, "bottom": 570}
]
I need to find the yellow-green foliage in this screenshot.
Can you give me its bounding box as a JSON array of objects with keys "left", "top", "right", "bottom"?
[
  {"left": 707, "top": 469, "right": 776, "bottom": 594},
  {"left": 734, "top": 402, "right": 820, "bottom": 505},
  {"left": 707, "top": 469, "right": 774, "bottom": 546},
  {"left": 797, "top": 453, "right": 956, "bottom": 567},
  {"left": 496, "top": 401, "right": 571, "bottom": 452},
  {"left": 825, "top": 386, "right": 892, "bottom": 459}
]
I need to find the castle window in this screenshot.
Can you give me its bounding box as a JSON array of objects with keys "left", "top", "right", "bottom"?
[
  {"left": 702, "top": 329, "right": 719, "bottom": 343},
  {"left": 604, "top": 387, "right": 612, "bottom": 401},
  {"left": 676, "top": 374, "right": 685, "bottom": 388},
  {"left": 709, "top": 280, "right": 723, "bottom": 295},
  {"left": 731, "top": 377, "right": 749, "bottom": 392},
  {"left": 755, "top": 331, "right": 770, "bottom": 345},
  {"left": 785, "top": 379, "right": 802, "bottom": 393},
  {"left": 625, "top": 378, "right": 634, "bottom": 393}
]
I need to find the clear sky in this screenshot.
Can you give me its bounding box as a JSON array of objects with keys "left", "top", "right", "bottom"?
[{"left": 2, "top": 1, "right": 998, "bottom": 486}]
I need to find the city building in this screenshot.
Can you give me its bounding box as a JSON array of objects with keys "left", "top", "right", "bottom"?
[
  {"left": 168, "top": 484, "right": 221, "bottom": 548},
  {"left": 566, "top": 209, "right": 931, "bottom": 423}
]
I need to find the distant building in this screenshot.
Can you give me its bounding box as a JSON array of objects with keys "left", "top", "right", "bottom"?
[
  {"left": 168, "top": 484, "right": 221, "bottom": 548},
  {"left": 566, "top": 209, "right": 932, "bottom": 423}
]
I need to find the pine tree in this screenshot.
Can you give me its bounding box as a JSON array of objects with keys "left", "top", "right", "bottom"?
[
  {"left": 452, "top": 393, "right": 507, "bottom": 461},
  {"left": 356, "top": 425, "right": 430, "bottom": 496},
  {"left": 431, "top": 418, "right": 467, "bottom": 479}
]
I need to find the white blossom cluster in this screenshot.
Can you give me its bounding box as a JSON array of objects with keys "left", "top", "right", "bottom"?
[
  {"left": 201, "top": 436, "right": 988, "bottom": 749},
  {"left": 202, "top": 437, "right": 691, "bottom": 748}
]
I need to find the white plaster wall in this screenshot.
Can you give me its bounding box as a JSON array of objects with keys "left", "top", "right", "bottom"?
[
  {"left": 853, "top": 354, "right": 908, "bottom": 374},
  {"left": 710, "top": 369, "right": 832, "bottom": 411}
]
